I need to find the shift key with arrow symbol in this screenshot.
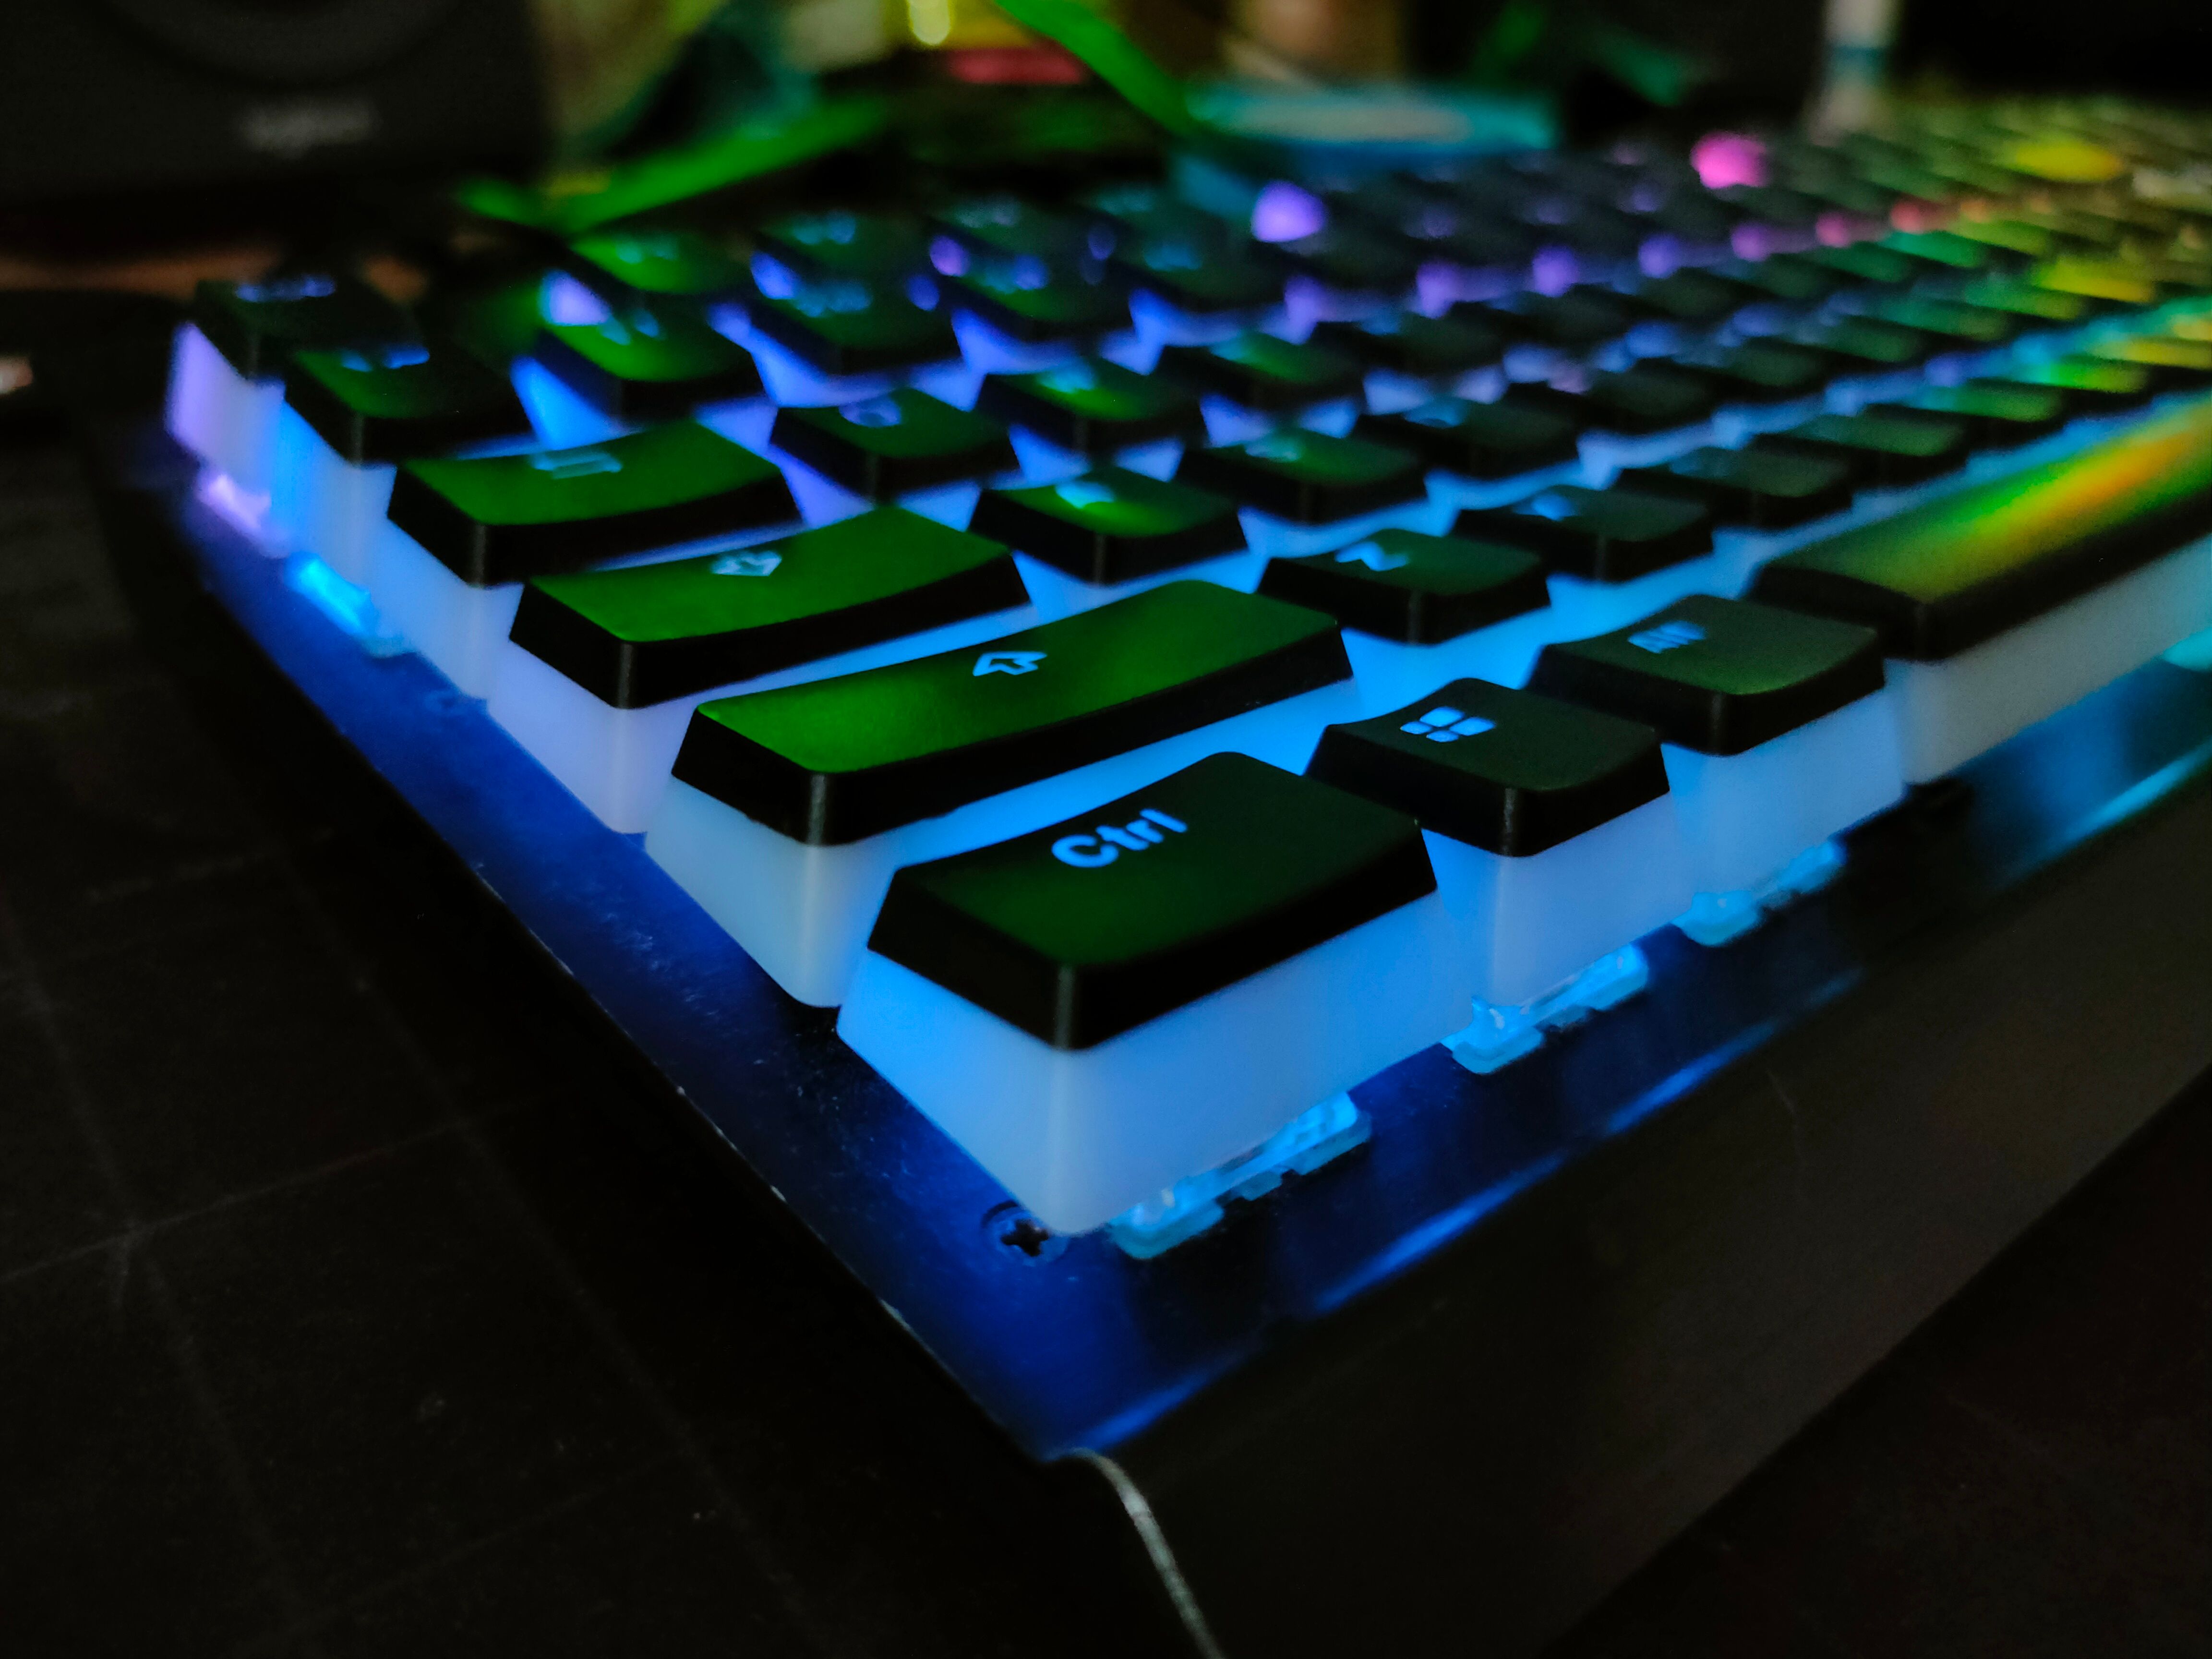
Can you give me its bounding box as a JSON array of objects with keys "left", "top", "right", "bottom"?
[{"left": 669, "top": 580, "right": 1354, "bottom": 845}]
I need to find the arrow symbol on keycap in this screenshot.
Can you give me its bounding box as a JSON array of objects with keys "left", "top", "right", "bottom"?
[
  {"left": 974, "top": 650, "right": 1046, "bottom": 677},
  {"left": 712, "top": 551, "right": 781, "bottom": 577}
]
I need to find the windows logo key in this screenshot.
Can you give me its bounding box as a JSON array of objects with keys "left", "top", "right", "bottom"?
[{"left": 1400, "top": 705, "right": 1497, "bottom": 743}]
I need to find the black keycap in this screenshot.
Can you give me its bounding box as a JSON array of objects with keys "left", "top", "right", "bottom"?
[
  {"left": 1507, "top": 366, "right": 1719, "bottom": 436},
  {"left": 1109, "top": 235, "right": 1286, "bottom": 314},
  {"left": 672, "top": 581, "right": 1350, "bottom": 843},
  {"left": 931, "top": 196, "right": 1087, "bottom": 264},
  {"left": 385, "top": 420, "right": 798, "bottom": 587},
  {"left": 976, "top": 358, "right": 1202, "bottom": 455},
  {"left": 1619, "top": 269, "right": 1749, "bottom": 327},
  {"left": 745, "top": 279, "right": 958, "bottom": 377},
  {"left": 1796, "top": 242, "right": 1921, "bottom": 288},
  {"left": 1455, "top": 485, "right": 1712, "bottom": 582},
  {"left": 1307, "top": 678, "right": 1667, "bottom": 855},
  {"left": 755, "top": 210, "right": 928, "bottom": 283},
  {"left": 1461, "top": 291, "right": 1633, "bottom": 350},
  {"left": 1861, "top": 293, "right": 2019, "bottom": 348},
  {"left": 1310, "top": 311, "right": 1506, "bottom": 378},
  {"left": 866, "top": 753, "right": 1433, "bottom": 1048},
  {"left": 1975, "top": 357, "right": 2155, "bottom": 415},
  {"left": 283, "top": 337, "right": 528, "bottom": 465},
  {"left": 946, "top": 264, "right": 1130, "bottom": 342},
  {"left": 1750, "top": 399, "right": 2212, "bottom": 658},
  {"left": 1156, "top": 332, "right": 1365, "bottom": 411},
  {"left": 1754, "top": 411, "right": 1971, "bottom": 488},
  {"left": 970, "top": 467, "right": 1245, "bottom": 585},
  {"left": 191, "top": 274, "right": 413, "bottom": 380},
  {"left": 533, "top": 297, "right": 762, "bottom": 420},
  {"left": 1615, "top": 446, "right": 1855, "bottom": 530},
  {"left": 1078, "top": 182, "right": 1228, "bottom": 245},
  {"left": 2085, "top": 333, "right": 2212, "bottom": 390},
  {"left": 1373, "top": 201, "right": 1536, "bottom": 270},
  {"left": 1787, "top": 317, "right": 1936, "bottom": 372},
  {"left": 1270, "top": 224, "right": 1423, "bottom": 294},
  {"left": 1175, "top": 429, "right": 1425, "bottom": 523},
  {"left": 566, "top": 229, "right": 748, "bottom": 301},
  {"left": 1527, "top": 594, "right": 1884, "bottom": 754},
  {"left": 1664, "top": 341, "right": 1833, "bottom": 407},
  {"left": 769, "top": 389, "right": 1014, "bottom": 498},
  {"left": 1354, "top": 396, "right": 1581, "bottom": 479},
  {"left": 1255, "top": 529, "right": 1548, "bottom": 643},
  {"left": 1704, "top": 254, "right": 1847, "bottom": 306},
  {"left": 507, "top": 508, "right": 1027, "bottom": 706},
  {"left": 1863, "top": 383, "right": 2068, "bottom": 448}
]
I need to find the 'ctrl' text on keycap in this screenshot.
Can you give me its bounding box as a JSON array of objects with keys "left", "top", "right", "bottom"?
[{"left": 1052, "top": 808, "right": 1190, "bottom": 868}]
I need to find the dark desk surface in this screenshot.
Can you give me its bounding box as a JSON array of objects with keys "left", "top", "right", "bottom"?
[{"left": 2, "top": 436, "right": 2206, "bottom": 1658}]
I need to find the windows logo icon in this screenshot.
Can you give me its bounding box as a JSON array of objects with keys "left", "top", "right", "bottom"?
[{"left": 1400, "top": 705, "right": 1496, "bottom": 744}]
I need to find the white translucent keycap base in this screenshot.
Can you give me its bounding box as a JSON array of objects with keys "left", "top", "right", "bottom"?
[
  {"left": 836, "top": 890, "right": 1470, "bottom": 1236},
  {"left": 366, "top": 527, "right": 532, "bottom": 699},
  {"left": 643, "top": 679, "right": 1361, "bottom": 1007},
  {"left": 264, "top": 404, "right": 396, "bottom": 584},
  {"left": 1344, "top": 610, "right": 1568, "bottom": 712},
  {"left": 486, "top": 602, "right": 1037, "bottom": 833},
  {"left": 166, "top": 325, "right": 282, "bottom": 495},
  {"left": 1662, "top": 691, "right": 1904, "bottom": 902},
  {"left": 1885, "top": 535, "right": 2212, "bottom": 782},
  {"left": 1012, "top": 549, "right": 1269, "bottom": 620},
  {"left": 1425, "top": 793, "right": 1693, "bottom": 1010}
]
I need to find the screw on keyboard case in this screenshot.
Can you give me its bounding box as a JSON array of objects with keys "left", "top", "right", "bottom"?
[{"left": 79, "top": 395, "right": 2212, "bottom": 1658}]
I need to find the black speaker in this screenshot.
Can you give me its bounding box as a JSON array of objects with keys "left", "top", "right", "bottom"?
[{"left": 0, "top": 0, "right": 547, "bottom": 207}]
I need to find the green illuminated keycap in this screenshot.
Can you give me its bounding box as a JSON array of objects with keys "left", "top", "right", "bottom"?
[
  {"left": 970, "top": 467, "right": 1245, "bottom": 585},
  {"left": 1307, "top": 678, "right": 1667, "bottom": 855},
  {"left": 1528, "top": 594, "right": 1884, "bottom": 754},
  {"left": 1506, "top": 366, "right": 1719, "bottom": 436},
  {"left": 745, "top": 279, "right": 957, "bottom": 376},
  {"left": 931, "top": 196, "right": 1086, "bottom": 264},
  {"left": 1255, "top": 529, "right": 1548, "bottom": 644},
  {"left": 1706, "top": 255, "right": 1847, "bottom": 306},
  {"left": 755, "top": 211, "right": 928, "bottom": 283},
  {"left": 1156, "top": 332, "right": 1364, "bottom": 411},
  {"left": 1663, "top": 341, "right": 1833, "bottom": 406},
  {"left": 1787, "top": 317, "right": 1935, "bottom": 371},
  {"left": 1796, "top": 243, "right": 1920, "bottom": 288},
  {"left": 1864, "top": 384, "right": 2068, "bottom": 448},
  {"left": 508, "top": 509, "right": 1026, "bottom": 706},
  {"left": 1353, "top": 396, "right": 1581, "bottom": 479},
  {"left": 1310, "top": 311, "right": 1506, "bottom": 378},
  {"left": 769, "top": 389, "right": 1014, "bottom": 498},
  {"left": 1750, "top": 400, "right": 2212, "bottom": 657},
  {"left": 945, "top": 264, "right": 1130, "bottom": 342},
  {"left": 534, "top": 298, "right": 761, "bottom": 420},
  {"left": 1881, "top": 230, "right": 1997, "bottom": 273},
  {"left": 1863, "top": 293, "right": 2018, "bottom": 347},
  {"left": 1950, "top": 276, "right": 2098, "bottom": 324},
  {"left": 1455, "top": 485, "right": 1713, "bottom": 583},
  {"left": 285, "top": 337, "right": 527, "bottom": 464},
  {"left": 1615, "top": 447, "right": 1854, "bottom": 530},
  {"left": 566, "top": 229, "right": 748, "bottom": 300},
  {"left": 386, "top": 420, "right": 797, "bottom": 587},
  {"left": 2085, "top": 334, "right": 2212, "bottom": 389},
  {"left": 673, "top": 580, "right": 1350, "bottom": 843},
  {"left": 1976, "top": 356, "right": 2154, "bottom": 414},
  {"left": 192, "top": 274, "right": 413, "bottom": 380},
  {"left": 1109, "top": 236, "right": 1285, "bottom": 313},
  {"left": 1175, "top": 428, "right": 1425, "bottom": 523},
  {"left": 1754, "top": 411, "right": 1970, "bottom": 488},
  {"left": 868, "top": 753, "right": 1432, "bottom": 1048},
  {"left": 976, "top": 358, "right": 1202, "bottom": 455}
]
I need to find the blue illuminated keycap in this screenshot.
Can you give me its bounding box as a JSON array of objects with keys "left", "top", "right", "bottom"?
[
  {"left": 745, "top": 279, "right": 957, "bottom": 377},
  {"left": 1109, "top": 235, "right": 1285, "bottom": 314},
  {"left": 837, "top": 753, "right": 1467, "bottom": 1235}
]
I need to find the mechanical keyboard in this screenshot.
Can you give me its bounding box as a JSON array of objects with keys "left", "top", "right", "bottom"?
[{"left": 89, "top": 92, "right": 2212, "bottom": 1658}]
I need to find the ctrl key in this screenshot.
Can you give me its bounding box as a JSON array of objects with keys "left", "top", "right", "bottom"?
[{"left": 836, "top": 754, "right": 1468, "bottom": 1241}]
